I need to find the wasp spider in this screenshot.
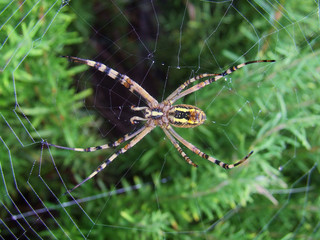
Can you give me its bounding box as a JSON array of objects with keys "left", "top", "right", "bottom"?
[{"left": 47, "top": 56, "right": 275, "bottom": 192}]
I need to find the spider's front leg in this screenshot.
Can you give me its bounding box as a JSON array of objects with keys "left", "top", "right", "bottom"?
[
  {"left": 44, "top": 124, "right": 146, "bottom": 153},
  {"left": 67, "top": 125, "right": 155, "bottom": 192}
]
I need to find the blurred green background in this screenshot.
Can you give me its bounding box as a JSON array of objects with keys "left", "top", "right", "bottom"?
[{"left": 1, "top": 0, "right": 319, "bottom": 239}]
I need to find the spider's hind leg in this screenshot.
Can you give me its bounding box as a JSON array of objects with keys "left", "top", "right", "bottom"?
[
  {"left": 162, "top": 127, "right": 198, "bottom": 168},
  {"left": 166, "top": 126, "right": 253, "bottom": 169}
]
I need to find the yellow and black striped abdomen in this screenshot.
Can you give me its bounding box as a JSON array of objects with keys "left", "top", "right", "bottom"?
[{"left": 169, "top": 104, "right": 206, "bottom": 128}]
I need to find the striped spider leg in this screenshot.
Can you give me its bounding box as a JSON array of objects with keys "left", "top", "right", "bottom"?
[
  {"left": 165, "top": 125, "right": 253, "bottom": 169},
  {"left": 162, "top": 60, "right": 274, "bottom": 169},
  {"left": 166, "top": 60, "right": 276, "bottom": 103},
  {"left": 46, "top": 125, "right": 147, "bottom": 152},
  {"left": 62, "top": 56, "right": 158, "bottom": 106},
  {"left": 67, "top": 125, "right": 155, "bottom": 193},
  {"left": 48, "top": 56, "right": 274, "bottom": 192}
]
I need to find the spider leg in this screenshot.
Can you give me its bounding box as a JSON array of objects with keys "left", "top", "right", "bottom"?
[
  {"left": 162, "top": 127, "right": 198, "bottom": 167},
  {"left": 165, "top": 73, "right": 220, "bottom": 102},
  {"left": 66, "top": 126, "right": 155, "bottom": 193},
  {"left": 45, "top": 125, "right": 146, "bottom": 152},
  {"left": 167, "top": 60, "right": 275, "bottom": 103},
  {"left": 167, "top": 126, "right": 253, "bottom": 169},
  {"left": 63, "top": 56, "right": 158, "bottom": 107}
]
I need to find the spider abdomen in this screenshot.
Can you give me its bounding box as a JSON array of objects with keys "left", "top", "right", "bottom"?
[{"left": 169, "top": 104, "right": 206, "bottom": 128}]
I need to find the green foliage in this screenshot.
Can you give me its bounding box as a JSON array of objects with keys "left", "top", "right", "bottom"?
[{"left": 1, "top": 0, "right": 319, "bottom": 239}]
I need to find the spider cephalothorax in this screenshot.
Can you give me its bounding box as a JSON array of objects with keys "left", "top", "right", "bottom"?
[
  {"left": 47, "top": 56, "right": 275, "bottom": 192},
  {"left": 131, "top": 102, "right": 206, "bottom": 128}
]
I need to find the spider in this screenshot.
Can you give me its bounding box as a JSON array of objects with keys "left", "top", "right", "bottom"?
[{"left": 47, "top": 56, "right": 275, "bottom": 192}]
